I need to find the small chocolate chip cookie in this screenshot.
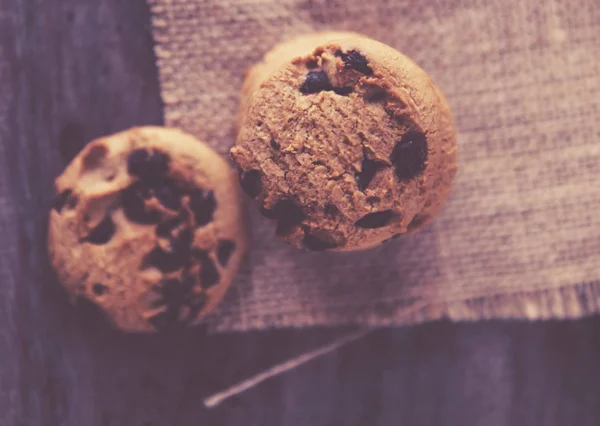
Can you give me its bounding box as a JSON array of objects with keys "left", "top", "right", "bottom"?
[
  {"left": 231, "top": 32, "right": 458, "bottom": 251},
  {"left": 48, "top": 127, "right": 247, "bottom": 332}
]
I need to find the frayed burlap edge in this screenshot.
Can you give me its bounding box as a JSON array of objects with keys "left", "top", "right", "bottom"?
[{"left": 211, "top": 281, "right": 600, "bottom": 332}]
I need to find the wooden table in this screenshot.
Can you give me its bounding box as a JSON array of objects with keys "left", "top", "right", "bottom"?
[{"left": 1, "top": 0, "right": 599, "bottom": 424}]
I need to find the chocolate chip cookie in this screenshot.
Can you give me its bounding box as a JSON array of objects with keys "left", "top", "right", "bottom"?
[
  {"left": 48, "top": 127, "right": 247, "bottom": 332},
  {"left": 231, "top": 32, "right": 458, "bottom": 251}
]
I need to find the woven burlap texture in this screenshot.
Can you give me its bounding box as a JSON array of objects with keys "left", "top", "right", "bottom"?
[{"left": 148, "top": 0, "right": 600, "bottom": 331}]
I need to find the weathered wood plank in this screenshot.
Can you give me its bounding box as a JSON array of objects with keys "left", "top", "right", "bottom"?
[{"left": 1, "top": 0, "right": 163, "bottom": 424}]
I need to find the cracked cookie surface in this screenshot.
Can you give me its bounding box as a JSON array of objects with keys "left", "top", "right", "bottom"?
[
  {"left": 231, "top": 32, "right": 458, "bottom": 251},
  {"left": 48, "top": 127, "right": 247, "bottom": 332}
]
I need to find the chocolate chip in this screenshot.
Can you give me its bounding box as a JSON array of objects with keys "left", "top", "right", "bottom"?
[
  {"left": 185, "top": 293, "right": 207, "bottom": 323},
  {"left": 239, "top": 170, "right": 262, "bottom": 198},
  {"left": 149, "top": 278, "right": 191, "bottom": 309},
  {"left": 85, "top": 215, "right": 116, "bottom": 244},
  {"left": 189, "top": 190, "right": 216, "bottom": 227},
  {"left": 148, "top": 294, "right": 205, "bottom": 331},
  {"left": 355, "top": 210, "right": 394, "bottom": 229},
  {"left": 332, "top": 86, "right": 353, "bottom": 96},
  {"left": 154, "top": 180, "right": 181, "bottom": 210},
  {"left": 196, "top": 251, "right": 220, "bottom": 289},
  {"left": 390, "top": 132, "right": 428, "bottom": 180},
  {"left": 149, "top": 151, "right": 169, "bottom": 168},
  {"left": 147, "top": 277, "right": 206, "bottom": 331},
  {"left": 272, "top": 200, "right": 305, "bottom": 236},
  {"left": 324, "top": 204, "right": 339, "bottom": 216},
  {"left": 137, "top": 183, "right": 152, "bottom": 199},
  {"left": 127, "top": 149, "right": 169, "bottom": 183},
  {"left": 122, "top": 184, "right": 161, "bottom": 224},
  {"left": 303, "top": 232, "right": 338, "bottom": 251},
  {"left": 217, "top": 240, "right": 236, "bottom": 266},
  {"left": 337, "top": 50, "right": 373, "bottom": 75},
  {"left": 270, "top": 139, "right": 280, "bottom": 150},
  {"left": 145, "top": 246, "right": 186, "bottom": 273},
  {"left": 300, "top": 71, "right": 332, "bottom": 94},
  {"left": 92, "top": 283, "right": 108, "bottom": 296},
  {"left": 65, "top": 193, "right": 78, "bottom": 209},
  {"left": 306, "top": 59, "right": 318, "bottom": 69},
  {"left": 170, "top": 228, "right": 193, "bottom": 257},
  {"left": 156, "top": 215, "right": 183, "bottom": 238},
  {"left": 82, "top": 144, "right": 107, "bottom": 170},
  {"left": 356, "top": 157, "right": 385, "bottom": 191},
  {"left": 53, "top": 189, "right": 74, "bottom": 212},
  {"left": 407, "top": 214, "right": 429, "bottom": 231},
  {"left": 127, "top": 149, "right": 149, "bottom": 172}
]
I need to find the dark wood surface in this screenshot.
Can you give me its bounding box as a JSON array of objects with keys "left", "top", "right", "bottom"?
[{"left": 1, "top": 0, "right": 600, "bottom": 425}]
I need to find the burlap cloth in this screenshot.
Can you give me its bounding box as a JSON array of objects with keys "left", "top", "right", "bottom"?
[{"left": 147, "top": 0, "right": 600, "bottom": 332}]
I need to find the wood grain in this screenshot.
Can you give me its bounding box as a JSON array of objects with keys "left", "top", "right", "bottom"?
[{"left": 1, "top": 0, "right": 600, "bottom": 425}]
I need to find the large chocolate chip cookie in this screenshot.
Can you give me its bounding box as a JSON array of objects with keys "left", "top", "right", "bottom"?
[{"left": 231, "top": 32, "right": 458, "bottom": 251}]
